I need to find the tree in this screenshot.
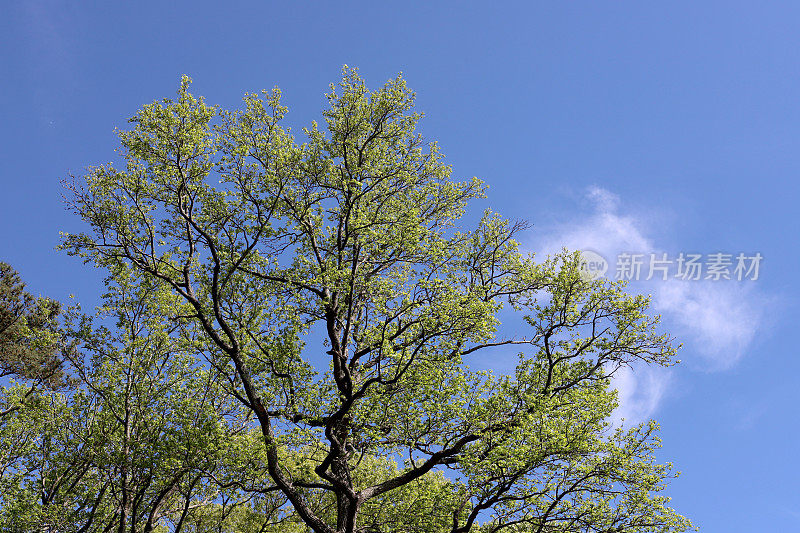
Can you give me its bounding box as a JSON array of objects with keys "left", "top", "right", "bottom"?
[
  {"left": 0, "top": 262, "right": 66, "bottom": 388},
  {"left": 0, "top": 262, "right": 68, "bottom": 418},
  {"left": 0, "top": 272, "right": 290, "bottom": 532},
  {"left": 61, "top": 67, "right": 693, "bottom": 533}
]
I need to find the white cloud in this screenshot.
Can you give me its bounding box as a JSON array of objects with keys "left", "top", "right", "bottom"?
[
  {"left": 586, "top": 185, "right": 621, "bottom": 212},
  {"left": 612, "top": 365, "right": 670, "bottom": 424},
  {"left": 529, "top": 186, "right": 770, "bottom": 423},
  {"left": 537, "top": 189, "right": 651, "bottom": 261},
  {"left": 654, "top": 281, "right": 767, "bottom": 370}
]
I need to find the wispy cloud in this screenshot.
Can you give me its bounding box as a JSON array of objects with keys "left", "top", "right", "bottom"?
[
  {"left": 612, "top": 365, "right": 671, "bottom": 425},
  {"left": 537, "top": 186, "right": 652, "bottom": 261},
  {"left": 530, "top": 186, "right": 771, "bottom": 423},
  {"left": 654, "top": 281, "right": 768, "bottom": 370}
]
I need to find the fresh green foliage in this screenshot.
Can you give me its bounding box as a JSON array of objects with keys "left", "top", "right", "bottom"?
[
  {"left": 56, "top": 67, "right": 693, "bottom": 533},
  {"left": 0, "top": 262, "right": 66, "bottom": 393},
  {"left": 0, "top": 275, "right": 286, "bottom": 532}
]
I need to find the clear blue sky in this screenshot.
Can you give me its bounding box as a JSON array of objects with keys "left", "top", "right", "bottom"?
[{"left": 2, "top": 2, "right": 799, "bottom": 530}]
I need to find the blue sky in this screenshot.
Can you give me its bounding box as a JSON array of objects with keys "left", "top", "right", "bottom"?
[{"left": 2, "top": 1, "right": 799, "bottom": 530}]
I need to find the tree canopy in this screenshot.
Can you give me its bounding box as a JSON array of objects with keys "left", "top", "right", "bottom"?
[
  {"left": 6, "top": 67, "right": 696, "bottom": 532},
  {"left": 0, "top": 262, "right": 66, "bottom": 397}
]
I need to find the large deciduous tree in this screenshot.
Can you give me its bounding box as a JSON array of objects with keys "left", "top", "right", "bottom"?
[
  {"left": 62, "top": 68, "right": 693, "bottom": 533},
  {"left": 0, "top": 274, "right": 292, "bottom": 532}
]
